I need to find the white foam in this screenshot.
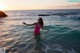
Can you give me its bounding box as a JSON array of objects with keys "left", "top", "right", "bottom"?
[
  {"left": 40, "top": 43, "right": 78, "bottom": 53},
  {"left": 66, "top": 49, "right": 78, "bottom": 53},
  {"left": 41, "top": 42, "right": 52, "bottom": 53}
]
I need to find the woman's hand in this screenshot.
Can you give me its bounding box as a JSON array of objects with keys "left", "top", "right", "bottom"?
[
  {"left": 47, "top": 29, "right": 50, "bottom": 31},
  {"left": 42, "top": 27, "right": 49, "bottom": 31},
  {"left": 23, "top": 22, "right": 26, "bottom": 24},
  {"left": 23, "top": 22, "right": 36, "bottom": 26}
]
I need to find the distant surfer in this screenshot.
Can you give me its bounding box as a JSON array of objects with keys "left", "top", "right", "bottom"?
[{"left": 23, "top": 17, "right": 49, "bottom": 40}]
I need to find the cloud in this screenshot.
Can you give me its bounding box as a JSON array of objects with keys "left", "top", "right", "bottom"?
[
  {"left": 48, "top": 3, "right": 80, "bottom": 9},
  {"left": 77, "top": 2, "right": 80, "bottom": 6}
]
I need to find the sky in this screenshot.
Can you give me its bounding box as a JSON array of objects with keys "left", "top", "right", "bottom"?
[{"left": 0, "top": 0, "right": 80, "bottom": 10}]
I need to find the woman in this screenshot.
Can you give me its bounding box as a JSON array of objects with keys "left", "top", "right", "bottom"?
[{"left": 23, "top": 17, "right": 48, "bottom": 36}]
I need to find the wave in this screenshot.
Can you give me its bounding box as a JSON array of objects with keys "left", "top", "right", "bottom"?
[
  {"left": 0, "top": 24, "right": 80, "bottom": 53},
  {"left": 0, "top": 9, "right": 80, "bottom": 53},
  {"left": 5, "top": 42, "right": 78, "bottom": 53}
]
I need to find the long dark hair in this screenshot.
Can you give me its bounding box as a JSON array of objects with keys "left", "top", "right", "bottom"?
[{"left": 38, "top": 17, "right": 44, "bottom": 27}]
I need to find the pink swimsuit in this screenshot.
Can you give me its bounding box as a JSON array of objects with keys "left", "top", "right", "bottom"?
[{"left": 34, "top": 23, "right": 42, "bottom": 35}]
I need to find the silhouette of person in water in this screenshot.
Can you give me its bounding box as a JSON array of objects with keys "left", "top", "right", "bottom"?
[{"left": 23, "top": 17, "right": 48, "bottom": 38}]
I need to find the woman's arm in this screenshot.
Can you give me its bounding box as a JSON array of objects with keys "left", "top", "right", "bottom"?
[
  {"left": 23, "top": 22, "right": 36, "bottom": 26},
  {"left": 42, "top": 27, "right": 49, "bottom": 31}
]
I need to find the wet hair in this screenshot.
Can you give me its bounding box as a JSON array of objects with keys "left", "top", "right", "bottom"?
[{"left": 38, "top": 17, "right": 44, "bottom": 27}]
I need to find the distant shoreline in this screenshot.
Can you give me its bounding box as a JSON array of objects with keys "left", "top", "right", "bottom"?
[{"left": 2, "top": 9, "right": 80, "bottom": 11}]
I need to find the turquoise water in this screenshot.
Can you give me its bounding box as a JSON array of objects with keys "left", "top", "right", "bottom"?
[{"left": 0, "top": 9, "right": 80, "bottom": 53}]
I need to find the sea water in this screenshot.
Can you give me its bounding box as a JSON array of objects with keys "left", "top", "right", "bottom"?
[{"left": 0, "top": 9, "right": 80, "bottom": 53}]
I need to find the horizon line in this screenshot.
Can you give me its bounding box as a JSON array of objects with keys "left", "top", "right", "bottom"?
[{"left": 1, "top": 8, "right": 80, "bottom": 11}]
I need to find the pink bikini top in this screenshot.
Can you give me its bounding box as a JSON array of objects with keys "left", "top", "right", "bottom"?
[{"left": 34, "top": 23, "right": 42, "bottom": 34}]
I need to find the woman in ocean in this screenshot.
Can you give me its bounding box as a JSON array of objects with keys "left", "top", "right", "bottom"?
[{"left": 23, "top": 17, "right": 48, "bottom": 41}]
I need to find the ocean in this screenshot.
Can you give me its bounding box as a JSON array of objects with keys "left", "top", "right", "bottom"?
[{"left": 0, "top": 9, "right": 80, "bottom": 53}]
